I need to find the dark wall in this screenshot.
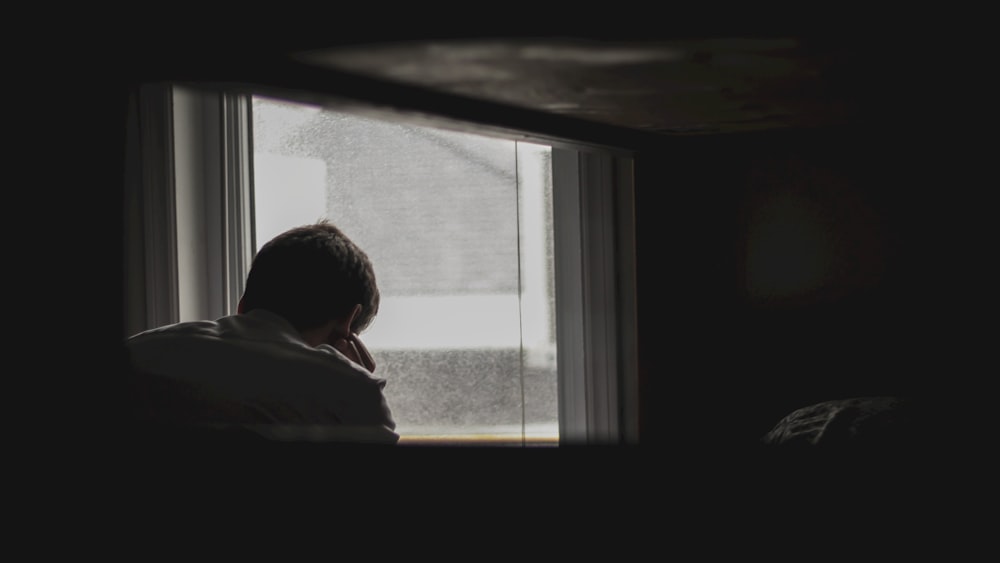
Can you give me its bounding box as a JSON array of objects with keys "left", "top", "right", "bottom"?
[{"left": 634, "top": 123, "right": 975, "bottom": 450}]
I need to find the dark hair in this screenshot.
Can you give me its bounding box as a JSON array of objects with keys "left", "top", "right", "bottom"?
[{"left": 240, "top": 220, "right": 379, "bottom": 333}]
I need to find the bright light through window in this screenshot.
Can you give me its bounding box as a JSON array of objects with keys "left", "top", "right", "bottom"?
[{"left": 251, "top": 97, "right": 558, "bottom": 444}]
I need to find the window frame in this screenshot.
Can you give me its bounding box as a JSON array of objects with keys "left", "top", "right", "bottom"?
[{"left": 124, "top": 83, "right": 639, "bottom": 446}]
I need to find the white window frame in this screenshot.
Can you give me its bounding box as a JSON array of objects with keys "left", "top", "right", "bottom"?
[{"left": 124, "top": 83, "right": 639, "bottom": 446}]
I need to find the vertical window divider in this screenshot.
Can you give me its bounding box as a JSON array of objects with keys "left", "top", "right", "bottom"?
[
  {"left": 222, "top": 93, "right": 256, "bottom": 314},
  {"left": 513, "top": 141, "right": 527, "bottom": 447},
  {"left": 553, "top": 148, "right": 587, "bottom": 443},
  {"left": 553, "top": 148, "right": 639, "bottom": 445},
  {"left": 172, "top": 85, "right": 223, "bottom": 322},
  {"left": 581, "top": 150, "right": 616, "bottom": 444},
  {"left": 614, "top": 157, "right": 640, "bottom": 445}
]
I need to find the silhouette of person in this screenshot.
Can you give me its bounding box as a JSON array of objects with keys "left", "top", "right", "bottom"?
[{"left": 125, "top": 220, "right": 398, "bottom": 445}]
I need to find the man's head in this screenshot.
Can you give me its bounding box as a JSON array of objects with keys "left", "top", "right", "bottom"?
[{"left": 238, "top": 220, "right": 379, "bottom": 334}]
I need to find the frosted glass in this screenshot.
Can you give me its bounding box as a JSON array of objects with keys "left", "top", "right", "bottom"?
[{"left": 252, "top": 97, "right": 557, "bottom": 444}]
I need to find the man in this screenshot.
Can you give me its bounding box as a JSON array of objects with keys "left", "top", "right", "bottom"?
[{"left": 125, "top": 220, "right": 398, "bottom": 444}]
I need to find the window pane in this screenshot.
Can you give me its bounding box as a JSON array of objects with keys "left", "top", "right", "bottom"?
[{"left": 251, "top": 96, "right": 557, "bottom": 444}]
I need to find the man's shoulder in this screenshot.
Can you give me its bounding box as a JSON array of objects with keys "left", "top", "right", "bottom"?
[{"left": 127, "top": 318, "right": 225, "bottom": 342}]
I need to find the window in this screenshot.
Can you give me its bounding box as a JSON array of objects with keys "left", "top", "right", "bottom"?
[
  {"left": 124, "top": 83, "right": 639, "bottom": 446},
  {"left": 252, "top": 96, "right": 557, "bottom": 444}
]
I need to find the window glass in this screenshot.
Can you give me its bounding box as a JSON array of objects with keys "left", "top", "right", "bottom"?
[{"left": 251, "top": 97, "right": 557, "bottom": 444}]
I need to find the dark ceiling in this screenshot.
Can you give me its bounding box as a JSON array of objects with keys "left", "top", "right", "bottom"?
[
  {"left": 287, "top": 35, "right": 880, "bottom": 136},
  {"left": 112, "top": 23, "right": 975, "bottom": 144}
]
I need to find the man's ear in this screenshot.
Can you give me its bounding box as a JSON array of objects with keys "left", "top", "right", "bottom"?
[
  {"left": 237, "top": 295, "right": 246, "bottom": 314},
  {"left": 345, "top": 304, "right": 362, "bottom": 333},
  {"left": 328, "top": 304, "right": 362, "bottom": 342}
]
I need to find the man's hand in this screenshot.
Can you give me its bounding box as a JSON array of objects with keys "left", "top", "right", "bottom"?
[{"left": 329, "top": 331, "right": 376, "bottom": 373}]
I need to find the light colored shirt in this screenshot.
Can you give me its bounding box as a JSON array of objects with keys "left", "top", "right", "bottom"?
[{"left": 126, "top": 309, "right": 398, "bottom": 444}]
